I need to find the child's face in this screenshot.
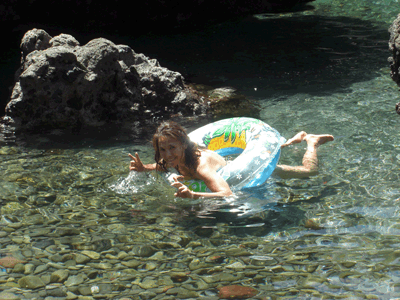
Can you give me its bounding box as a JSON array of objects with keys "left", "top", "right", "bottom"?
[{"left": 158, "top": 136, "right": 186, "bottom": 167}]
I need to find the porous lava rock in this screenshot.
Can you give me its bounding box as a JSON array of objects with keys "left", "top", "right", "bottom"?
[
  {"left": 2, "top": 29, "right": 206, "bottom": 131},
  {"left": 388, "top": 13, "right": 400, "bottom": 113}
]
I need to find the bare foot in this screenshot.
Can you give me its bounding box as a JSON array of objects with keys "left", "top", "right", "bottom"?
[
  {"left": 304, "top": 134, "right": 334, "bottom": 147},
  {"left": 281, "top": 131, "right": 307, "bottom": 148}
]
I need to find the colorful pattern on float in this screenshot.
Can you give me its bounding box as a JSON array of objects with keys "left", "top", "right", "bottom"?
[
  {"left": 166, "top": 117, "right": 286, "bottom": 193},
  {"left": 204, "top": 117, "right": 257, "bottom": 151}
]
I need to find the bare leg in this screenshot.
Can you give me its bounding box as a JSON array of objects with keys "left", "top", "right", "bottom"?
[
  {"left": 274, "top": 133, "right": 334, "bottom": 179},
  {"left": 281, "top": 131, "right": 307, "bottom": 148}
]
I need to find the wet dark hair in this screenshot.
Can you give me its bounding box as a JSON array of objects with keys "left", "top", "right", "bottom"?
[{"left": 152, "top": 121, "right": 201, "bottom": 173}]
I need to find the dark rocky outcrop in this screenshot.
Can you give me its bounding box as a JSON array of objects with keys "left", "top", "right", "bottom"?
[
  {"left": 2, "top": 29, "right": 206, "bottom": 131},
  {"left": 1, "top": 0, "right": 317, "bottom": 121},
  {"left": 389, "top": 13, "right": 400, "bottom": 114}
]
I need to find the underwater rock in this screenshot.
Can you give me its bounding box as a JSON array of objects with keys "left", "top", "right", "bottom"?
[
  {"left": 218, "top": 285, "right": 258, "bottom": 299},
  {"left": 80, "top": 250, "right": 100, "bottom": 260},
  {"left": 389, "top": 13, "right": 400, "bottom": 113},
  {"left": 0, "top": 292, "right": 20, "bottom": 300},
  {"left": 121, "top": 259, "right": 141, "bottom": 268},
  {"left": 3, "top": 29, "right": 207, "bottom": 131},
  {"left": 0, "top": 256, "right": 26, "bottom": 268},
  {"left": 130, "top": 245, "right": 158, "bottom": 257},
  {"left": 50, "top": 269, "right": 70, "bottom": 283},
  {"left": 187, "top": 83, "right": 260, "bottom": 118},
  {"left": 64, "top": 274, "right": 87, "bottom": 287},
  {"left": 165, "top": 287, "right": 199, "bottom": 298},
  {"left": 12, "top": 263, "right": 25, "bottom": 273},
  {"left": 18, "top": 275, "right": 46, "bottom": 289}
]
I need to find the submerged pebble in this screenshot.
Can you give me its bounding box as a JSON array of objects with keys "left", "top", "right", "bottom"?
[
  {"left": 218, "top": 285, "right": 258, "bottom": 299},
  {"left": 18, "top": 276, "right": 45, "bottom": 289}
]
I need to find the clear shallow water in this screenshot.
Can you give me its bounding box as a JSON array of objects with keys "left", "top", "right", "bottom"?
[{"left": 2, "top": 0, "right": 400, "bottom": 299}]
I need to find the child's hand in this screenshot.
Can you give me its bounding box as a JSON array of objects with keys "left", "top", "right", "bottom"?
[
  {"left": 128, "top": 152, "right": 145, "bottom": 172},
  {"left": 171, "top": 178, "right": 194, "bottom": 199},
  {"left": 168, "top": 174, "right": 185, "bottom": 182}
]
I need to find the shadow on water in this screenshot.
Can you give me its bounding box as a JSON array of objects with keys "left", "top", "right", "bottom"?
[
  {"left": 167, "top": 172, "right": 351, "bottom": 238},
  {"left": 131, "top": 13, "right": 390, "bottom": 99},
  {"left": 0, "top": 114, "right": 216, "bottom": 148},
  {"left": 138, "top": 180, "right": 345, "bottom": 238},
  {"left": 188, "top": 201, "right": 308, "bottom": 238}
]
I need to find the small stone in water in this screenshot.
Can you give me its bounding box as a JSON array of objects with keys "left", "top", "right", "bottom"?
[
  {"left": 117, "top": 251, "right": 129, "bottom": 260},
  {"left": 226, "top": 261, "right": 246, "bottom": 269},
  {"left": 218, "top": 285, "right": 258, "bottom": 299},
  {"left": 121, "top": 259, "right": 141, "bottom": 268},
  {"left": 34, "top": 264, "right": 48, "bottom": 274},
  {"left": 50, "top": 269, "right": 69, "bottom": 283},
  {"left": 162, "top": 285, "right": 175, "bottom": 293},
  {"left": 340, "top": 261, "right": 357, "bottom": 268},
  {"left": 240, "top": 241, "right": 258, "bottom": 249},
  {"left": 78, "top": 286, "right": 92, "bottom": 296},
  {"left": 145, "top": 262, "right": 157, "bottom": 271},
  {"left": 139, "top": 278, "right": 158, "bottom": 289},
  {"left": 206, "top": 255, "right": 225, "bottom": 263},
  {"left": 169, "top": 272, "right": 189, "bottom": 282},
  {"left": 24, "top": 263, "right": 35, "bottom": 275},
  {"left": 0, "top": 256, "right": 26, "bottom": 268},
  {"left": 88, "top": 262, "right": 112, "bottom": 270},
  {"left": 64, "top": 274, "right": 86, "bottom": 287},
  {"left": 66, "top": 291, "right": 78, "bottom": 299},
  {"left": 49, "top": 254, "right": 63, "bottom": 263},
  {"left": 74, "top": 253, "right": 91, "bottom": 264},
  {"left": 18, "top": 275, "right": 46, "bottom": 289},
  {"left": 12, "top": 263, "right": 25, "bottom": 273},
  {"left": 81, "top": 250, "right": 100, "bottom": 260},
  {"left": 304, "top": 219, "right": 322, "bottom": 230},
  {"left": 0, "top": 291, "right": 20, "bottom": 300},
  {"left": 131, "top": 245, "right": 157, "bottom": 257}
]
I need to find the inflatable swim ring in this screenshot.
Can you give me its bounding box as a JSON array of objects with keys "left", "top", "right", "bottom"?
[{"left": 166, "top": 117, "right": 286, "bottom": 192}]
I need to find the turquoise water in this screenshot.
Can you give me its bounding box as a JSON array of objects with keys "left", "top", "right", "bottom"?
[{"left": 2, "top": 0, "right": 400, "bottom": 299}]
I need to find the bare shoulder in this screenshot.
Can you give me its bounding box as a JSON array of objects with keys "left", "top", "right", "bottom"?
[
  {"left": 194, "top": 150, "right": 232, "bottom": 195},
  {"left": 197, "top": 150, "right": 226, "bottom": 174}
]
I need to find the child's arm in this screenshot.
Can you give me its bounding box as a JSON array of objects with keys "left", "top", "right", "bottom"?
[
  {"left": 128, "top": 152, "right": 157, "bottom": 172},
  {"left": 171, "top": 167, "right": 232, "bottom": 199}
]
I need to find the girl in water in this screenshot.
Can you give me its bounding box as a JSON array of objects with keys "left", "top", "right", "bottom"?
[{"left": 129, "top": 121, "right": 334, "bottom": 199}]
